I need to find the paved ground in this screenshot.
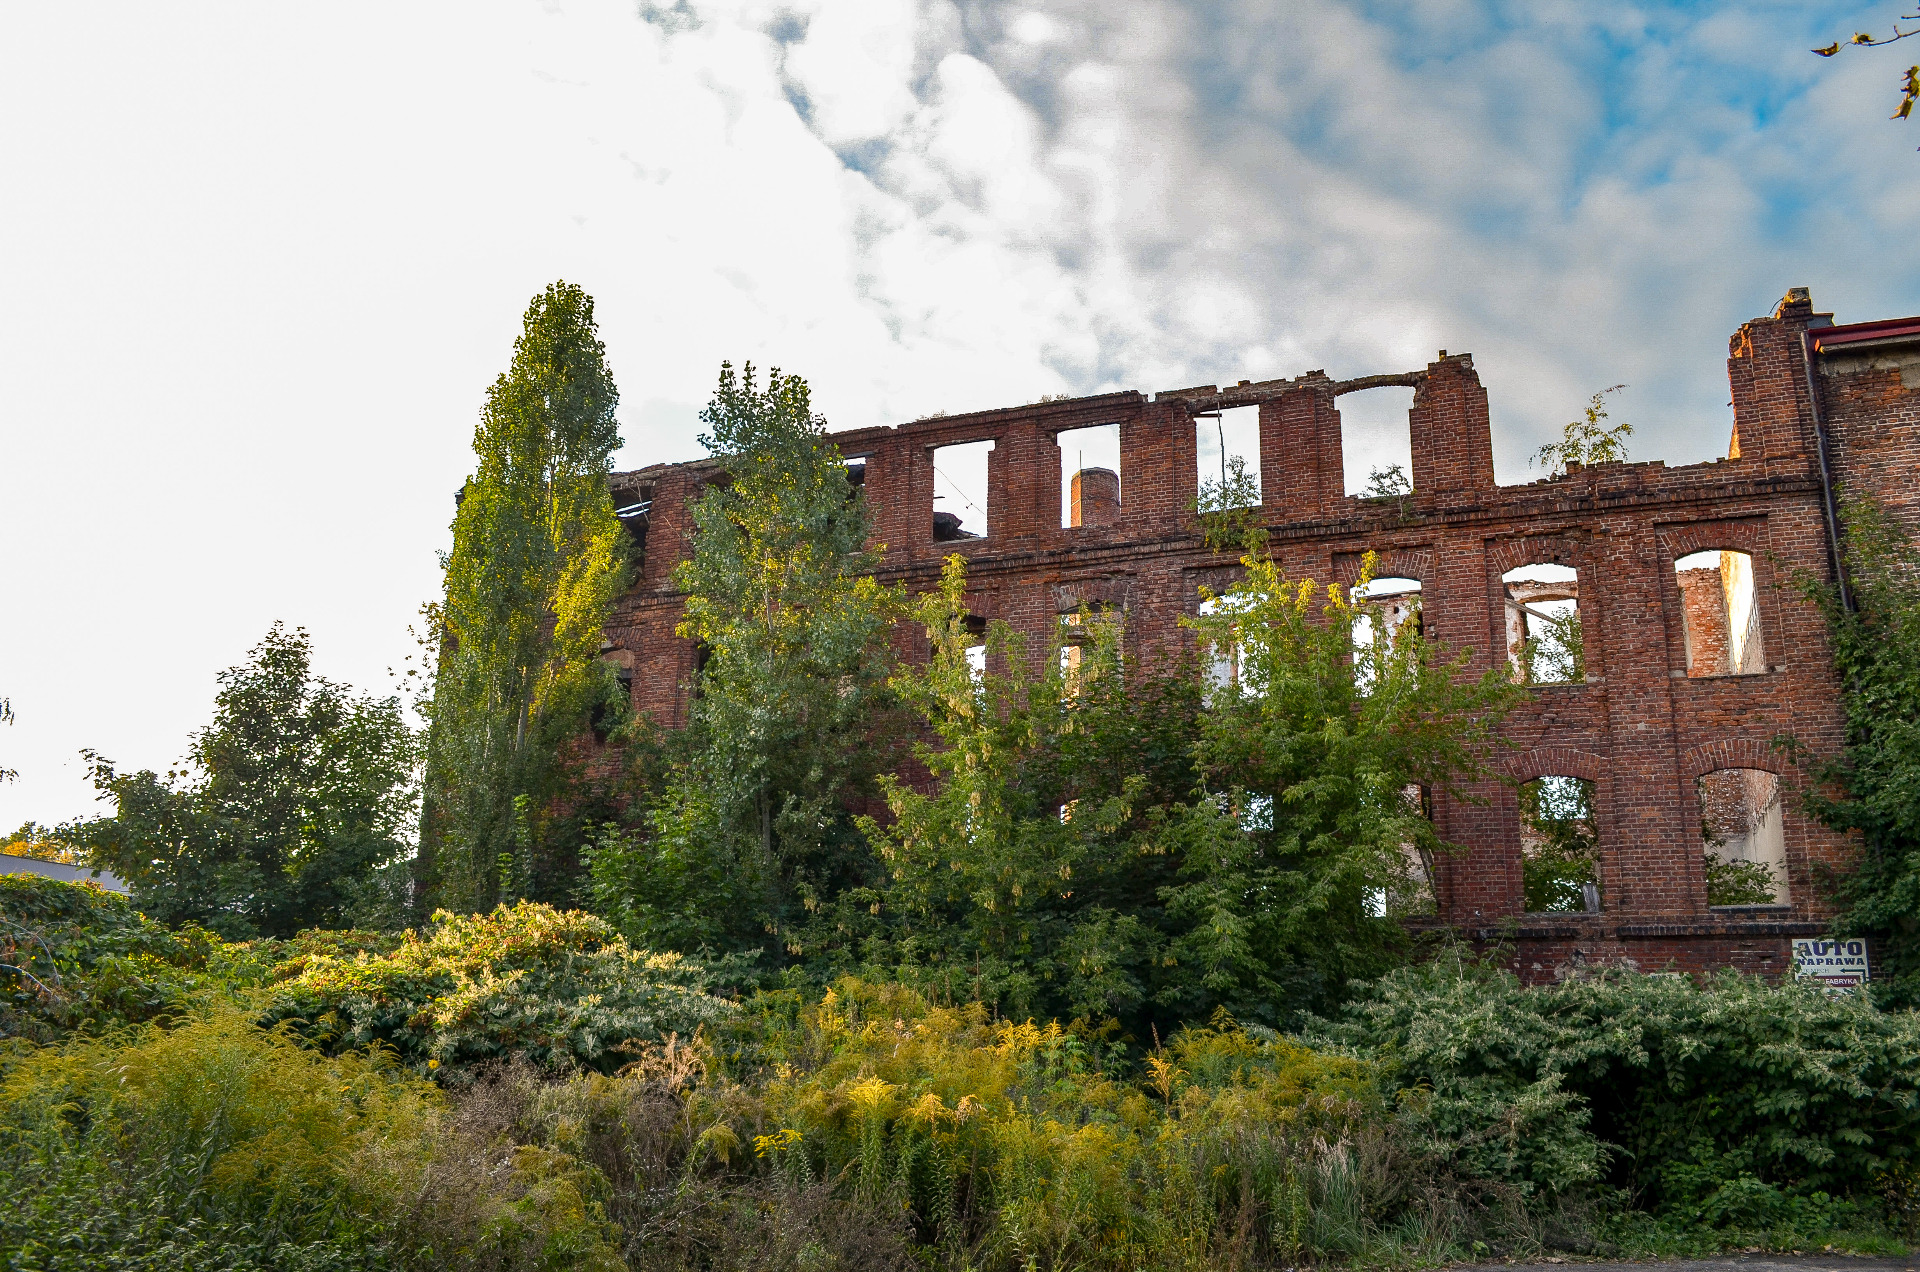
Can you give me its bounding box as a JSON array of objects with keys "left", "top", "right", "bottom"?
[{"left": 1459, "top": 1258, "right": 1911, "bottom": 1272}]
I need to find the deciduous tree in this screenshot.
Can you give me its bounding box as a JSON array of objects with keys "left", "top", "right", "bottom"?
[
  {"left": 585, "top": 363, "right": 902, "bottom": 959},
  {"left": 67, "top": 624, "right": 418, "bottom": 938}
]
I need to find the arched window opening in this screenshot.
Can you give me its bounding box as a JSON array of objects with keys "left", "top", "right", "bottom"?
[
  {"left": 932, "top": 439, "right": 993, "bottom": 540},
  {"left": 1503, "top": 563, "right": 1582, "bottom": 685},
  {"left": 1058, "top": 423, "right": 1121, "bottom": 528},
  {"left": 1520, "top": 775, "right": 1600, "bottom": 914},
  {"left": 1352, "top": 576, "right": 1422, "bottom": 695},
  {"left": 1195, "top": 405, "right": 1261, "bottom": 510},
  {"left": 1675, "top": 550, "right": 1765, "bottom": 676},
  {"left": 1698, "top": 767, "right": 1789, "bottom": 905}
]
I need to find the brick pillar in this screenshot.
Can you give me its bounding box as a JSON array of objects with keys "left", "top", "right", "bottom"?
[
  {"left": 1263, "top": 377, "right": 1344, "bottom": 519},
  {"left": 1123, "top": 400, "right": 1197, "bottom": 532},
  {"left": 1727, "top": 288, "right": 1824, "bottom": 470},
  {"left": 1409, "top": 355, "right": 1495, "bottom": 510}
]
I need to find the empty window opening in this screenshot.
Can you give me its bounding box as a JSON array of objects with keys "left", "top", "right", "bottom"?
[
  {"left": 1503, "top": 563, "right": 1582, "bottom": 685},
  {"left": 1698, "top": 768, "right": 1789, "bottom": 905},
  {"left": 962, "top": 614, "right": 987, "bottom": 684},
  {"left": 1058, "top": 608, "right": 1120, "bottom": 695},
  {"left": 1195, "top": 405, "right": 1261, "bottom": 511},
  {"left": 1352, "top": 576, "right": 1423, "bottom": 695},
  {"left": 843, "top": 454, "right": 868, "bottom": 487},
  {"left": 1338, "top": 386, "right": 1416, "bottom": 497},
  {"left": 932, "top": 439, "right": 993, "bottom": 540},
  {"left": 1057, "top": 423, "right": 1122, "bottom": 528},
  {"left": 1198, "top": 593, "right": 1258, "bottom": 696},
  {"left": 615, "top": 485, "right": 653, "bottom": 567},
  {"left": 1520, "top": 775, "right": 1600, "bottom": 914},
  {"left": 1675, "top": 550, "right": 1765, "bottom": 676},
  {"left": 1367, "top": 784, "right": 1438, "bottom": 917}
]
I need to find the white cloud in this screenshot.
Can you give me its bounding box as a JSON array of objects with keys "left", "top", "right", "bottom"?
[{"left": 1, "top": 0, "right": 1914, "bottom": 827}]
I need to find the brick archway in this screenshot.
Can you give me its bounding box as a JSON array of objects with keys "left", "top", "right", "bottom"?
[
  {"left": 1679, "top": 738, "right": 1788, "bottom": 780},
  {"left": 1487, "top": 535, "right": 1586, "bottom": 577},
  {"left": 1334, "top": 547, "right": 1434, "bottom": 591},
  {"left": 1658, "top": 519, "right": 1767, "bottom": 562},
  {"left": 1498, "top": 745, "right": 1607, "bottom": 782}
]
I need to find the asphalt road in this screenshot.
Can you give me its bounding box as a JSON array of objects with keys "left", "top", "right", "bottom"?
[{"left": 1460, "top": 1258, "right": 1911, "bottom": 1272}]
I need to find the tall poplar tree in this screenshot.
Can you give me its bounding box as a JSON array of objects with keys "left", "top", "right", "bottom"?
[{"left": 420, "top": 281, "right": 628, "bottom": 912}]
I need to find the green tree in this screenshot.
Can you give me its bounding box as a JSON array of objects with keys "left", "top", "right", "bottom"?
[
  {"left": 66, "top": 624, "right": 418, "bottom": 938},
  {"left": 841, "top": 557, "right": 1202, "bottom": 1021},
  {"left": 1794, "top": 496, "right": 1920, "bottom": 1004},
  {"left": 852, "top": 549, "right": 1517, "bottom": 1030},
  {"left": 421, "top": 281, "right": 630, "bottom": 913},
  {"left": 585, "top": 363, "right": 902, "bottom": 960},
  {"left": 1164, "top": 550, "right": 1519, "bottom": 1021},
  {"left": 1534, "top": 384, "right": 1630, "bottom": 476}
]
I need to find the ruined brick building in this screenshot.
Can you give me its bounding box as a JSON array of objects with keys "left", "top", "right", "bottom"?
[{"left": 602, "top": 289, "right": 1920, "bottom": 981}]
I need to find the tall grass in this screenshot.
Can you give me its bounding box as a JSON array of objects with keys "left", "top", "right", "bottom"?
[{"left": 0, "top": 1007, "right": 624, "bottom": 1271}]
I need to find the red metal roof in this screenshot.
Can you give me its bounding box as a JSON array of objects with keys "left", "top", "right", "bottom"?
[{"left": 1811, "top": 315, "right": 1920, "bottom": 352}]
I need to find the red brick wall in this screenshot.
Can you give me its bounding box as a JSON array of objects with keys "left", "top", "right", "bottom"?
[{"left": 603, "top": 290, "right": 1920, "bottom": 983}]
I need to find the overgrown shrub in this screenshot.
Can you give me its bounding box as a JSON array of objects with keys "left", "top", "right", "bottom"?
[
  {"left": 0, "top": 873, "right": 263, "bottom": 1042},
  {"left": 1320, "top": 954, "right": 1920, "bottom": 1230},
  {"left": 261, "top": 901, "right": 733, "bottom": 1076}
]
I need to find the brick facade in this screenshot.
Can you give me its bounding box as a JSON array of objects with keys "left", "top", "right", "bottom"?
[{"left": 603, "top": 289, "right": 1920, "bottom": 983}]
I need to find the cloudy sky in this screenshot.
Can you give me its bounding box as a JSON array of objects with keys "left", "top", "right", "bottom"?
[{"left": 2, "top": 0, "right": 1915, "bottom": 829}]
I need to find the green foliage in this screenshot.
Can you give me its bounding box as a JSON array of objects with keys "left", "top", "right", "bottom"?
[
  {"left": 585, "top": 362, "right": 902, "bottom": 962},
  {"left": 1705, "top": 849, "right": 1781, "bottom": 906},
  {"left": 0, "top": 1006, "right": 625, "bottom": 1271},
  {"left": 1519, "top": 776, "right": 1599, "bottom": 913},
  {"left": 262, "top": 901, "right": 733, "bottom": 1076},
  {"left": 1193, "top": 453, "right": 1264, "bottom": 553},
  {"left": 1, "top": 871, "right": 266, "bottom": 1042},
  {"left": 833, "top": 558, "right": 1202, "bottom": 1023},
  {"left": 1515, "top": 604, "right": 1585, "bottom": 684},
  {"left": 1794, "top": 496, "right": 1920, "bottom": 1005},
  {"left": 836, "top": 551, "right": 1516, "bottom": 1031},
  {"left": 1170, "top": 551, "right": 1518, "bottom": 1022},
  {"left": 1320, "top": 955, "right": 1920, "bottom": 1222},
  {"left": 62, "top": 623, "right": 419, "bottom": 939},
  {"left": 423, "top": 281, "right": 629, "bottom": 914},
  {"left": 1534, "top": 384, "right": 1630, "bottom": 476}
]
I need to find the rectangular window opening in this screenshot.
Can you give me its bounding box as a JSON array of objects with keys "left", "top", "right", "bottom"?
[
  {"left": 1676, "top": 549, "right": 1765, "bottom": 676},
  {"left": 1520, "top": 775, "right": 1600, "bottom": 914},
  {"left": 1058, "top": 423, "right": 1122, "bottom": 528},
  {"left": 1503, "top": 563, "right": 1583, "bottom": 685},
  {"left": 1699, "top": 768, "right": 1790, "bottom": 906},
  {"left": 1195, "top": 406, "right": 1261, "bottom": 511},
  {"left": 1337, "top": 386, "right": 1416, "bottom": 498},
  {"left": 933, "top": 440, "right": 993, "bottom": 541}
]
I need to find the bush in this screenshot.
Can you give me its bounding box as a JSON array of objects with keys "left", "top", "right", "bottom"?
[
  {"left": 0, "top": 873, "right": 264, "bottom": 1042},
  {"left": 1318, "top": 954, "right": 1920, "bottom": 1228},
  {"left": 261, "top": 901, "right": 734, "bottom": 1077}
]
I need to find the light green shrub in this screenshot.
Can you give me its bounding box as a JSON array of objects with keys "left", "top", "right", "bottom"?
[{"left": 261, "top": 902, "right": 734, "bottom": 1076}]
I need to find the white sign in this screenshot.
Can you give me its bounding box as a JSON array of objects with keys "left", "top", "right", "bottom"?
[{"left": 1792, "top": 938, "right": 1871, "bottom": 991}]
